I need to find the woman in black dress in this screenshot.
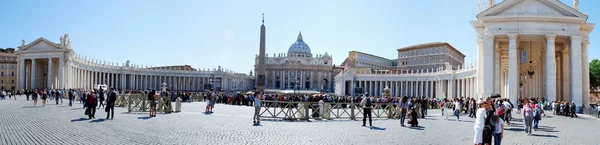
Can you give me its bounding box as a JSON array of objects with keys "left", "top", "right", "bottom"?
[
  {"left": 41, "top": 90, "right": 47, "bottom": 107},
  {"left": 32, "top": 89, "right": 39, "bottom": 107}
]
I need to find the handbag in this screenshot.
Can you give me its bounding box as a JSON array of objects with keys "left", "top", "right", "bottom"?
[{"left": 105, "top": 107, "right": 109, "bottom": 112}]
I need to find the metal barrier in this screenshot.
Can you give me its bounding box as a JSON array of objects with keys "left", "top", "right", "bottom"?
[
  {"left": 259, "top": 100, "right": 399, "bottom": 120},
  {"left": 127, "top": 95, "right": 172, "bottom": 113},
  {"left": 583, "top": 106, "right": 599, "bottom": 118}
]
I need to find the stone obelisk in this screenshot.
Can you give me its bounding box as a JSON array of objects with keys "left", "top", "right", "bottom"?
[{"left": 257, "top": 13, "right": 266, "bottom": 92}]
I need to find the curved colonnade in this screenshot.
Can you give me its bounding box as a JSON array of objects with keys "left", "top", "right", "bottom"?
[
  {"left": 335, "top": 64, "right": 478, "bottom": 99},
  {"left": 17, "top": 37, "right": 254, "bottom": 92}
]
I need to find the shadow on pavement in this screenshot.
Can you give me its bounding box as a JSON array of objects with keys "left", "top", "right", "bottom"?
[
  {"left": 407, "top": 126, "right": 425, "bottom": 130},
  {"left": 71, "top": 108, "right": 84, "bottom": 110},
  {"left": 504, "top": 128, "right": 524, "bottom": 132},
  {"left": 21, "top": 106, "right": 37, "bottom": 108},
  {"left": 420, "top": 117, "right": 437, "bottom": 120},
  {"left": 57, "top": 106, "right": 71, "bottom": 108},
  {"left": 121, "top": 112, "right": 149, "bottom": 115},
  {"left": 90, "top": 118, "right": 106, "bottom": 123},
  {"left": 203, "top": 112, "right": 213, "bottom": 115},
  {"left": 71, "top": 118, "right": 89, "bottom": 122},
  {"left": 531, "top": 134, "right": 558, "bottom": 138},
  {"left": 137, "top": 116, "right": 151, "bottom": 120},
  {"left": 370, "top": 126, "right": 386, "bottom": 130},
  {"left": 253, "top": 123, "right": 262, "bottom": 126}
]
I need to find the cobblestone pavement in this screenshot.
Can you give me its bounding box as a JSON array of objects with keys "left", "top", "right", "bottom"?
[{"left": 1, "top": 96, "right": 599, "bottom": 145}]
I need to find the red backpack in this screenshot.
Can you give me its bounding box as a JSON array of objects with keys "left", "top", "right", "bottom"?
[
  {"left": 497, "top": 105, "right": 505, "bottom": 116},
  {"left": 87, "top": 94, "right": 95, "bottom": 105}
]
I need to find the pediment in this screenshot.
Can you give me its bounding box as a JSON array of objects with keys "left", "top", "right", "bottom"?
[
  {"left": 478, "top": 0, "right": 587, "bottom": 19},
  {"left": 19, "top": 37, "right": 64, "bottom": 52}
]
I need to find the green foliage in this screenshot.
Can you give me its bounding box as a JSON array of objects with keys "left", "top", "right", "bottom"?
[{"left": 590, "top": 59, "right": 600, "bottom": 90}]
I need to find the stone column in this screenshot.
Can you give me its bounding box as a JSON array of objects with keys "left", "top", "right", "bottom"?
[
  {"left": 546, "top": 34, "right": 558, "bottom": 102},
  {"left": 47, "top": 58, "right": 54, "bottom": 89},
  {"left": 58, "top": 57, "right": 64, "bottom": 89},
  {"left": 507, "top": 34, "right": 519, "bottom": 103},
  {"left": 582, "top": 41, "right": 590, "bottom": 106},
  {"left": 482, "top": 35, "right": 495, "bottom": 97},
  {"left": 569, "top": 35, "right": 583, "bottom": 109}
]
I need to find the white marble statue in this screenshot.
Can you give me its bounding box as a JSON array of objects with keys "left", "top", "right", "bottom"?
[
  {"left": 573, "top": 0, "right": 579, "bottom": 10},
  {"left": 486, "top": 0, "right": 495, "bottom": 8},
  {"left": 478, "top": 0, "right": 482, "bottom": 13},
  {"left": 60, "top": 34, "right": 71, "bottom": 49}
]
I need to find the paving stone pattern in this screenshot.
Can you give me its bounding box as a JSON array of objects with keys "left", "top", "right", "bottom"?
[{"left": 1, "top": 96, "right": 599, "bottom": 145}]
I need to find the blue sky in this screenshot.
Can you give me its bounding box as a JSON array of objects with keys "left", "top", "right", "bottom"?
[{"left": 0, "top": 0, "right": 598, "bottom": 74}]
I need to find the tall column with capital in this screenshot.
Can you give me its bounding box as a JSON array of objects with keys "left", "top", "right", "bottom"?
[
  {"left": 507, "top": 34, "right": 519, "bottom": 104},
  {"left": 582, "top": 40, "right": 590, "bottom": 106},
  {"left": 569, "top": 35, "right": 583, "bottom": 109},
  {"left": 545, "top": 35, "right": 558, "bottom": 102},
  {"left": 47, "top": 58, "right": 54, "bottom": 89},
  {"left": 58, "top": 58, "right": 64, "bottom": 89}
]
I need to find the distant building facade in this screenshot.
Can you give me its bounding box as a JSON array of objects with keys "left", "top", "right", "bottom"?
[
  {"left": 149, "top": 65, "right": 197, "bottom": 71},
  {"left": 0, "top": 48, "right": 18, "bottom": 90},
  {"left": 397, "top": 42, "right": 465, "bottom": 72},
  {"left": 341, "top": 51, "right": 396, "bottom": 70}
]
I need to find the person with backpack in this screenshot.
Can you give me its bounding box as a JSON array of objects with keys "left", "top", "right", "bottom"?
[
  {"left": 533, "top": 102, "right": 542, "bottom": 131},
  {"left": 360, "top": 93, "right": 373, "bottom": 127}
]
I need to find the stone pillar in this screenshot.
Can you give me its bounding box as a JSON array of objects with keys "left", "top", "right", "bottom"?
[
  {"left": 58, "top": 57, "right": 64, "bottom": 89},
  {"left": 47, "top": 58, "right": 54, "bottom": 89},
  {"left": 569, "top": 35, "right": 583, "bottom": 109},
  {"left": 582, "top": 41, "right": 590, "bottom": 106},
  {"left": 495, "top": 49, "right": 501, "bottom": 94},
  {"left": 507, "top": 34, "right": 519, "bottom": 104},
  {"left": 546, "top": 34, "right": 558, "bottom": 102},
  {"left": 482, "top": 35, "right": 495, "bottom": 98}
]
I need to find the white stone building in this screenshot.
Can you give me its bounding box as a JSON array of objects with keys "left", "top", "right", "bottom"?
[
  {"left": 335, "top": 0, "right": 594, "bottom": 111},
  {"left": 16, "top": 36, "right": 254, "bottom": 92}
]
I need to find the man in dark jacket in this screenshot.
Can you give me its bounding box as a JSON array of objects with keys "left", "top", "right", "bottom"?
[{"left": 106, "top": 87, "right": 117, "bottom": 120}]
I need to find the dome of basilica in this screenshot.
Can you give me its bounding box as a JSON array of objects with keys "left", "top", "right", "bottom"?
[{"left": 287, "top": 32, "right": 312, "bottom": 57}]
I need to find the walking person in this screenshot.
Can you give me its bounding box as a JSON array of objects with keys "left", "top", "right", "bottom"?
[
  {"left": 41, "top": 90, "right": 47, "bottom": 107},
  {"left": 533, "top": 102, "right": 542, "bottom": 130},
  {"left": 398, "top": 96, "right": 409, "bottom": 127},
  {"left": 86, "top": 90, "right": 97, "bottom": 119},
  {"left": 454, "top": 98, "right": 461, "bottom": 121},
  {"left": 32, "top": 89, "right": 39, "bottom": 107},
  {"left": 360, "top": 93, "right": 373, "bottom": 127},
  {"left": 523, "top": 100, "right": 534, "bottom": 136},
  {"left": 105, "top": 87, "right": 117, "bottom": 120},
  {"left": 253, "top": 92, "right": 262, "bottom": 124},
  {"left": 97, "top": 89, "right": 105, "bottom": 109},
  {"left": 68, "top": 90, "right": 74, "bottom": 107},
  {"left": 421, "top": 97, "right": 428, "bottom": 118},
  {"left": 570, "top": 101, "right": 578, "bottom": 118},
  {"left": 473, "top": 100, "right": 489, "bottom": 145}
]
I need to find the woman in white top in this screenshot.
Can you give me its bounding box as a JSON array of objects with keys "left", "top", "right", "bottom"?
[
  {"left": 493, "top": 115, "right": 504, "bottom": 145},
  {"left": 453, "top": 98, "right": 461, "bottom": 121}
]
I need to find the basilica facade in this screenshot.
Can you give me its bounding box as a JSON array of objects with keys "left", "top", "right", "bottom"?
[{"left": 254, "top": 32, "right": 336, "bottom": 92}]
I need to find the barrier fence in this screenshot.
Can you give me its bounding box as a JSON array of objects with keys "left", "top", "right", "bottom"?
[
  {"left": 582, "top": 106, "right": 599, "bottom": 118},
  {"left": 259, "top": 100, "right": 409, "bottom": 120}
]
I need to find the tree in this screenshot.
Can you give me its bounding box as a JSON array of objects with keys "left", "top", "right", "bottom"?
[{"left": 589, "top": 59, "right": 600, "bottom": 90}]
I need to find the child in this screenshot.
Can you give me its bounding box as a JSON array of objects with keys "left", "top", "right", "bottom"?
[{"left": 493, "top": 115, "right": 504, "bottom": 145}]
